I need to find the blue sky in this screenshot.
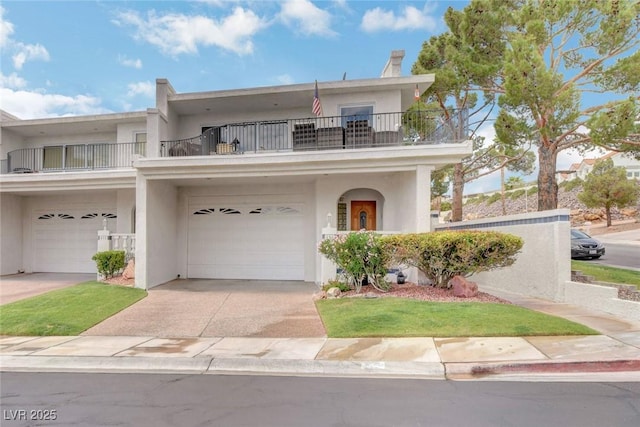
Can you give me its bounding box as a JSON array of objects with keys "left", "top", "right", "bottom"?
[
  {"left": 0, "top": 0, "right": 605, "bottom": 193},
  {"left": 0, "top": 0, "right": 451, "bottom": 118}
]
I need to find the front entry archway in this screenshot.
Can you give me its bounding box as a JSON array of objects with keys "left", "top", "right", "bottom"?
[
  {"left": 351, "top": 200, "right": 376, "bottom": 230},
  {"left": 337, "top": 188, "right": 384, "bottom": 231}
]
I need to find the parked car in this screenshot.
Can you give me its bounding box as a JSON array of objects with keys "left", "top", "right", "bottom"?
[{"left": 571, "top": 229, "right": 605, "bottom": 259}]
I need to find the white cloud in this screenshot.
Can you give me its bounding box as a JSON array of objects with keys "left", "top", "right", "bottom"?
[
  {"left": 126, "top": 81, "right": 154, "bottom": 98},
  {"left": 118, "top": 55, "right": 143, "bottom": 69},
  {"left": 361, "top": 5, "right": 438, "bottom": 33},
  {"left": 279, "top": 0, "right": 337, "bottom": 37},
  {"left": 12, "top": 42, "right": 50, "bottom": 70},
  {"left": 0, "top": 72, "right": 27, "bottom": 89},
  {"left": 0, "top": 6, "right": 15, "bottom": 47},
  {"left": 113, "top": 7, "right": 268, "bottom": 56},
  {"left": 276, "top": 74, "right": 294, "bottom": 85},
  {"left": 0, "top": 87, "right": 109, "bottom": 119},
  {"left": 1, "top": 7, "right": 50, "bottom": 70}
]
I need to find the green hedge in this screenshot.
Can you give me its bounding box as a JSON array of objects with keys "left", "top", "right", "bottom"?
[{"left": 382, "top": 231, "right": 523, "bottom": 288}]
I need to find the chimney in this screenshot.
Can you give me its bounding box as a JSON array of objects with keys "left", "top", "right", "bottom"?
[{"left": 380, "top": 50, "right": 405, "bottom": 78}]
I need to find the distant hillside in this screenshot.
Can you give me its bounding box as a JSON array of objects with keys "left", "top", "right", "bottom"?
[{"left": 460, "top": 182, "right": 640, "bottom": 226}]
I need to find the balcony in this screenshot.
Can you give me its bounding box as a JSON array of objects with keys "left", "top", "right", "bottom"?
[
  {"left": 161, "top": 109, "right": 469, "bottom": 157},
  {"left": 2, "top": 142, "right": 146, "bottom": 174}
]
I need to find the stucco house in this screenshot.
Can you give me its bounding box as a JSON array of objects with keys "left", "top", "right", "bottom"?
[
  {"left": 0, "top": 50, "right": 472, "bottom": 289},
  {"left": 557, "top": 151, "right": 640, "bottom": 183}
]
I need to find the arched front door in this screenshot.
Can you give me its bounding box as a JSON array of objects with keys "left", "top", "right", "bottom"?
[{"left": 350, "top": 201, "right": 376, "bottom": 230}]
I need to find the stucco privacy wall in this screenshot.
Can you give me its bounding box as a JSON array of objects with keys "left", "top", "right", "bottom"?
[
  {"left": 0, "top": 193, "right": 23, "bottom": 275},
  {"left": 564, "top": 281, "right": 640, "bottom": 323},
  {"left": 435, "top": 209, "right": 572, "bottom": 301},
  {"left": 136, "top": 178, "right": 178, "bottom": 289}
]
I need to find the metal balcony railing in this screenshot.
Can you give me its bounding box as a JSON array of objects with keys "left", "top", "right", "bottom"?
[
  {"left": 161, "top": 109, "right": 469, "bottom": 157},
  {"left": 2, "top": 142, "right": 146, "bottom": 174}
]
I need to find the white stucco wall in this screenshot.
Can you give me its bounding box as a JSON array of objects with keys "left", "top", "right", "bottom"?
[
  {"left": 116, "top": 189, "right": 136, "bottom": 233},
  {"left": 21, "top": 132, "right": 117, "bottom": 149},
  {"left": 437, "top": 210, "right": 571, "bottom": 301},
  {"left": 0, "top": 193, "right": 24, "bottom": 275},
  {"left": 170, "top": 89, "right": 401, "bottom": 140},
  {"left": 564, "top": 281, "right": 640, "bottom": 323},
  {"left": 137, "top": 178, "right": 178, "bottom": 289},
  {"left": 116, "top": 122, "right": 147, "bottom": 143},
  {"left": 0, "top": 128, "right": 23, "bottom": 158}
]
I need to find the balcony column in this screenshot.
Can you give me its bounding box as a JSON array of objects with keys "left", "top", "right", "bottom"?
[{"left": 415, "top": 165, "right": 432, "bottom": 232}]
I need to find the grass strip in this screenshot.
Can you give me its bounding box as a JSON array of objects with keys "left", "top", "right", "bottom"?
[
  {"left": 316, "top": 298, "right": 598, "bottom": 338},
  {"left": 0, "top": 282, "right": 147, "bottom": 336},
  {"left": 572, "top": 260, "right": 640, "bottom": 289}
]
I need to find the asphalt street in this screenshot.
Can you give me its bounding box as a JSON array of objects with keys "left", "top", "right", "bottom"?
[
  {"left": 1, "top": 373, "right": 640, "bottom": 427},
  {"left": 588, "top": 242, "right": 640, "bottom": 271}
]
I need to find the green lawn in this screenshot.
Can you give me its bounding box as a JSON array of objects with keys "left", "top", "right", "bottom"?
[
  {"left": 0, "top": 282, "right": 147, "bottom": 336},
  {"left": 572, "top": 260, "right": 640, "bottom": 289},
  {"left": 316, "top": 298, "right": 598, "bottom": 338}
]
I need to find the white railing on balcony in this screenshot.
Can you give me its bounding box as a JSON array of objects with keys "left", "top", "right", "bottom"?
[
  {"left": 3, "top": 141, "right": 146, "bottom": 174},
  {"left": 161, "top": 109, "right": 469, "bottom": 157}
]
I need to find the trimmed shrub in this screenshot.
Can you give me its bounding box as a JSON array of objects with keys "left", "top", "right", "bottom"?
[
  {"left": 92, "top": 250, "right": 126, "bottom": 279},
  {"left": 382, "top": 231, "right": 523, "bottom": 288},
  {"left": 319, "top": 231, "right": 391, "bottom": 293}
]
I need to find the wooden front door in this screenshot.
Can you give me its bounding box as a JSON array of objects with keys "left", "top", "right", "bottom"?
[{"left": 351, "top": 201, "right": 376, "bottom": 231}]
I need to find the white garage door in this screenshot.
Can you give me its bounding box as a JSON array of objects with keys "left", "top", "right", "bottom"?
[
  {"left": 33, "top": 209, "right": 117, "bottom": 273},
  {"left": 187, "top": 202, "right": 305, "bottom": 280}
]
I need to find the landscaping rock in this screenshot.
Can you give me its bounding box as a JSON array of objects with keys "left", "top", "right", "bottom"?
[
  {"left": 450, "top": 275, "right": 479, "bottom": 298},
  {"left": 122, "top": 259, "right": 135, "bottom": 279},
  {"left": 326, "top": 287, "right": 342, "bottom": 298}
]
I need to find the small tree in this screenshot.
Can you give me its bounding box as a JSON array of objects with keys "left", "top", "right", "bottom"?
[
  {"left": 578, "top": 158, "right": 639, "bottom": 227},
  {"left": 318, "top": 231, "right": 391, "bottom": 293}
]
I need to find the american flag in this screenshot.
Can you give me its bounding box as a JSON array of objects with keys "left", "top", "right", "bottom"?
[
  {"left": 312, "top": 80, "right": 323, "bottom": 116},
  {"left": 414, "top": 84, "right": 420, "bottom": 101}
]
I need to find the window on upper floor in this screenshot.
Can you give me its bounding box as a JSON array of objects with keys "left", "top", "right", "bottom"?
[{"left": 340, "top": 105, "right": 373, "bottom": 127}]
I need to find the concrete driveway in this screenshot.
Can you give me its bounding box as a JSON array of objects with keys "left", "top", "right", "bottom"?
[
  {"left": 83, "top": 279, "right": 327, "bottom": 338},
  {"left": 0, "top": 273, "right": 96, "bottom": 305}
]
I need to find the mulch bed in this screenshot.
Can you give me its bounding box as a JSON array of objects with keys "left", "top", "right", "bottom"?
[{"left": 338, "top": 282, "right": 512, "bottom": 304}]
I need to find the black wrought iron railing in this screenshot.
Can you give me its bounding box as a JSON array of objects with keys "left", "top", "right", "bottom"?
[
  {"left": 2, "top": 142, "right": 146, "bottom": 174},
  {"left": 161, "top": 109, "right": 469, "bottom": 157}
]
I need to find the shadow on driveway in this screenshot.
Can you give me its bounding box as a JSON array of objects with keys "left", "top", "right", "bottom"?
[{"left": 83, "top": 279, "right": 327, "bottom": 338}]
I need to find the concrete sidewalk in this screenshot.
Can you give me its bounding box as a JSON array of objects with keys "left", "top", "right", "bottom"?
[
  {"left": 2, "top": 334, "right": 639, "bottom": 381},
  {"left": 3, "top": 293, "right": 640, "bottom": 381}
]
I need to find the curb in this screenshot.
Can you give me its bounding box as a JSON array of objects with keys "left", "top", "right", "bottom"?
[
  {"left": 0, "top": 356, "right": 445, "bottom": 379},
  {"left": 445, "top": 359, "right": 640, "bottom": 380},
  {"left": 0, "top": 355, "right": 212, "bottom": 374},
  {"left": 208, "top": 358, "right": 446, "bottom": 379}
]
